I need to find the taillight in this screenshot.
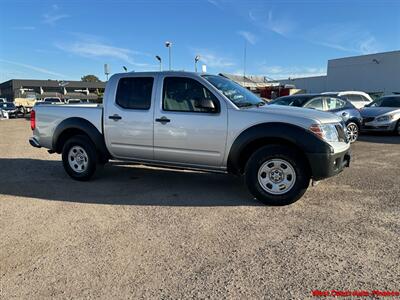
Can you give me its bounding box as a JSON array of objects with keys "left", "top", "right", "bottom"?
[{"left": 30, "top": 110, "right": 36, "bottom": 130}]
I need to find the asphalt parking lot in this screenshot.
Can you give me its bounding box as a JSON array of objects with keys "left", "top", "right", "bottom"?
[{"left": 0, "top": 119, "right": 399, "bottom": 299}]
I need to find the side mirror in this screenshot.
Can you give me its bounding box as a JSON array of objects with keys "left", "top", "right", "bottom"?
[{"left": 195, "top": 99, "right": 216, "bottom": 111}]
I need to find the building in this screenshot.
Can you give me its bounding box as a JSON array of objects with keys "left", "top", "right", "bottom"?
[
  {"left": 272, "top": 50, "right": 400, "bottom": 96},
  {"left": 0, "top": 79, "right": 106, "bottom": 102}
]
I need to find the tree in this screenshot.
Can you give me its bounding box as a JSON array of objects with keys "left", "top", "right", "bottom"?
[{"left": 81, "top": 75, "right": 101, "bottom": 82}]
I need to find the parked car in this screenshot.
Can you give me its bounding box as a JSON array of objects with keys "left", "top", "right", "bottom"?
[
  {"left": 67, "top": 99, "right": 91, "bottom": 104},
  {"left": 360, "top": 95, "right": 400, "bottom": 135},
  {"left": 269, "top": 94, "right": 362, "bottom": 142},
  {"left": 43, "top": 97, "right": 63, "bottom": 104},
  {"left": 29, "top": 72, "right": 351, "bottom": 206},
  {"left": 322, "top": 91, "right": 373, "bottom": 109},
  {"left": 0, "top": 102, "right": 19, "bottom": 118}
]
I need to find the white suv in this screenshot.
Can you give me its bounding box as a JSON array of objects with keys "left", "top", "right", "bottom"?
[{"left": 322, "top": 91, "right": 373, "bottom": 109}]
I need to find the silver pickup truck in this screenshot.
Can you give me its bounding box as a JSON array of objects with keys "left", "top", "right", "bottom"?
[{"left": 29, "top": 71, "right": 351, "bottom": 205}]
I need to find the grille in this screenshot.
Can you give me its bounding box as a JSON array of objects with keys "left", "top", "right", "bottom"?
[
  {"left": 335, "top": 123, "right": 348, "bottom": 143},
  {"left": 363, "top": 117, "right": 375, "bottom": 123}
]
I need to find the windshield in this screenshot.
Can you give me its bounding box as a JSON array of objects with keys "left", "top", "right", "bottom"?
[
  {"left": 0, "top": 103, "right": 15, "bottom": 109},
  {"left": 367, "top": 96, "right": 400, "bottom": 108},
  {"left": 203, "top": 75, "right": 265, "bottom": 107}
]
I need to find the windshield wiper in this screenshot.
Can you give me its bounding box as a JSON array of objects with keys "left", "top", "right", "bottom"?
[
  {"left": 237, "top": 101, "right": 266, "bottom": 108},
  {"left": 236, "top": 103, "right": 254, "bottom": 108}
]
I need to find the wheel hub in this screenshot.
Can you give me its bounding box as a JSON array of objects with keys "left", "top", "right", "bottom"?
[
  {"left": 257, "top": 159, "right": 296, "bottom": 195},
  {"left": 269, "top": 168, "right": 284, "bottom": 183},
  {"left": 68, "top": 146, "right": 88, "bottom": 173}
]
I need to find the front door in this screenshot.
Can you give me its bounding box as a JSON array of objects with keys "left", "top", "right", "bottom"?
[
  {"left": 153, "top": 76, "right": 227, "bottom": 168},
  {"left": 104, "top": 75, "right": 156, "bottom": 160}
]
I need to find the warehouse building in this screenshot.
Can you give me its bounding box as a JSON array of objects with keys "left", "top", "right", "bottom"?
[
  {"left": 273, "top": 50, "right": 400, "bottom": 97},
  {"left": 0, "top": 79, "right": 105, "bottom": 102}
]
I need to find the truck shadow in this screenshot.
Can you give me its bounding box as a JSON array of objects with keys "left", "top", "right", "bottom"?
[
  {"left": 358, "top": 133, "right": 400, "bottom": 144},
  {"left": 0, "top": 158, "right": 262, "bottom": 206}
]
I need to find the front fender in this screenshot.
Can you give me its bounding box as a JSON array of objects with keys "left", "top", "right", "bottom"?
[{"left": 227, "top": 122, "right": 333, "bottom": 174}]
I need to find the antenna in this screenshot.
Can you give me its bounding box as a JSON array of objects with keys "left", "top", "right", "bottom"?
[{"left": 104, "top": 64, "right": 110, "bottom": 81}]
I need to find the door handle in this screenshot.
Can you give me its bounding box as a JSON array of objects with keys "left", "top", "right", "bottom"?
[
  {"left": 109, "top": 114, "right": 122, "bottom": 121},
  {"left": 155, "top": 116, "right": 171, "bottom": 124}
]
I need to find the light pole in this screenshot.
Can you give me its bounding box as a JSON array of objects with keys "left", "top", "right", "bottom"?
[
  {"left": 165, "top": 41, "right": 172, "bottom": 70},
  {"left": 194, "top": 55, "right": 200, "bottom": 72},
  {"left": 155, "top": 55, "right": 162, "bottom": 71}
]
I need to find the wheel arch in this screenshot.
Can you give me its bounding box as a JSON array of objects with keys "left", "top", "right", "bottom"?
[
  {"left": 346, "top": 117, "right": 361, "bottom": 128},
  {"left": 52, "top": 117, "right": 110, "bottom": 161}
]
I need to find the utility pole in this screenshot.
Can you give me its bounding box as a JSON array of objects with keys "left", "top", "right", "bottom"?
[
  {"left": 165, "top": 41, "right": 172, "bottom": 70},
  {"left": 155, "top": 55, "right": 162, "bottom": 71},
  {"left": 194, "top": 55, "right": 200, "bottom": 72}
]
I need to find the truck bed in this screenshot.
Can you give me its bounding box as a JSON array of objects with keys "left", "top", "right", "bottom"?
[{"left": 33, "top": 104, "right": 103, "bottom": 150}]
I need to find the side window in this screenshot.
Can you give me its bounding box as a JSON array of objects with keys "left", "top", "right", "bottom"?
[
  {"left": 163, "top": 77, "right": 220, "bottom": 113},
  {"left": 116, "top": 77, "right": 154, "bottom": 110},
  {"left": 325, "top": 97, "right": 346, "bottom": 110},
  {"left": 346, "top": 94, "right": 363, "bottom": 102},
  {"left": 304, "top": 97, "right": 324, "bottom": 110}
]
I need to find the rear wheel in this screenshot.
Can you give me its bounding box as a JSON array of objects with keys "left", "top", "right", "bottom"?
[
  {"left": 62, "top": 135, "right": 97, "bottom": 181},
  {"left": 245, "top": 145, "right": 310, "bottom": 206},
  {"left": 346, "top": 122, "right": 359, "bottom": 143}
]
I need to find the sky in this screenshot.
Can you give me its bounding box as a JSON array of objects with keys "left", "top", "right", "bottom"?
[{"left": 0, "top": 0, "right": 399, "bottom": 82}]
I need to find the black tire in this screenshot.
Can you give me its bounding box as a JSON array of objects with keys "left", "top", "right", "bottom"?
[
  {"left": 395, "top": 120, "right": 400, "bottom": 136},
  {"left": 346, "top": 121, "right": 359, "bottom": 143},
  {"left": 244, "top": 145, "right": 310, "bottom": 206},
  {"left": 62, "top": 135, "right": 97, "bottom": 181}
]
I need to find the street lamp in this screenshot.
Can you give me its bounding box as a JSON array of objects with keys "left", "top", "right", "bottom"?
[
  {"left": 155, "top": 55, "right": 162, "bottom": 71},
  {"left": 165, "top": 41, "right": 172, "bottom": 70},
  {"left": 194, "top": 55, "right": 200, "bottom": 72}
]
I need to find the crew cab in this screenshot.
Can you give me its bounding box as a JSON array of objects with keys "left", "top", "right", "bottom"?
[{"left": 29, "top": 72, "right": 351, "bottom": 205}]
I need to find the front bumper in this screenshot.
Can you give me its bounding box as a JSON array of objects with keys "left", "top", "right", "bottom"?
[
  {"left": 307, "top": 148, "right": 351, "bottom": 181},
  {"left": 361, "top": 120, "right": 397, "bottom": 132}
]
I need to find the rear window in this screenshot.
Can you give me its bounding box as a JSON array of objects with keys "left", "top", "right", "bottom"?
[
  {"left": 271, "top": 96, "right": 313, "bottom": 107},
  {"left": 116, "top": 77, "right": 154, "bottom": 110}
]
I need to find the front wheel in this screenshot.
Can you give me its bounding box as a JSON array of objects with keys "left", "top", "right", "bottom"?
[
  {"left": 395, "top": 120, "right": 400, "bottom": 136},
  {"left": 245, "top": 145, "right": 310, "bottom": 206},
  {"left": 62, "top": 135, "right": 97, "bottom": 181},
  {"left": 346, "top": 122, "right": 359, "bottom": 143}
]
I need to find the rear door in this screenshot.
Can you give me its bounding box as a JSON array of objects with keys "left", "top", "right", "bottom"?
[
  {"left": 104, "top": 75, "right": 156, "bottom": 160},
  {"left": 153, "top": 75, "right": 228, "bottom": 168}
]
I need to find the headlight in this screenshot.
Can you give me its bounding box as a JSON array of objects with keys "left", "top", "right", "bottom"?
[
  {"left": 309, "top": 123, "right": 339, "bottom": 142},
  {"left": 376, "top": 115, "right": 393, "bottom": 122}
]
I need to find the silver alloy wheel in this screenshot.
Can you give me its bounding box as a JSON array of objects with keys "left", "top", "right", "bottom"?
[
  {"left": 257, "top": 159, "right": 296, "bottom": 195},
  {"left": 68, "top": 145, "right": 89, "bottom": 173},
  {"left": 346, "top": 123, "right": 359, "bottom": 143}
]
